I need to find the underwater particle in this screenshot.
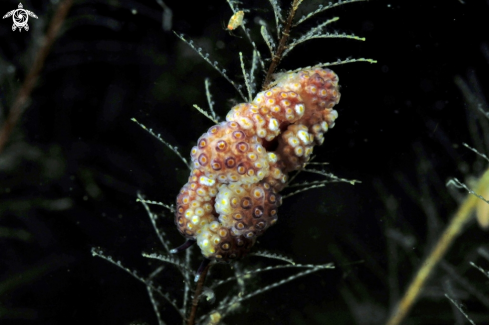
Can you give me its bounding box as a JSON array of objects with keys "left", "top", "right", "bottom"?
[{"left": 227, "top": 10, "right": 244, "bottom": 31}]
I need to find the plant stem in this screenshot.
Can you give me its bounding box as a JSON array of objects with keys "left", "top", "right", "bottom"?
[
  {"left": 386, "top": 169, "right": 489, "bottom": 325},
  {"left": 187, "top": 261, "right": 213, "bottom": 325},
  {"left": 262, "top": 0, "right": 302, "bottom": 90},
  {"left": 0, "top": 0, "right": 73, "bottom": 154}
]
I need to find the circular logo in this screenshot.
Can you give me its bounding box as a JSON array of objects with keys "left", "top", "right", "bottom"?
[{"left": 2, "top": 3, "right": 38, "bottom": 32}]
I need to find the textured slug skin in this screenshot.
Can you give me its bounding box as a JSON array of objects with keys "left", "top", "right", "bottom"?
[{"left": 175, "top": 68, "right": 340, "bottom": 262}]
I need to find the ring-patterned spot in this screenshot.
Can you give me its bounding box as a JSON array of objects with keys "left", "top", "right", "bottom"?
[
  {"left": 209, "top": 125, "right": 219, "bottom": 134},
  {"left": 241, "top": 197, "right": 252, "bottom": 209},
  {"left": 236, "top": 142, "right": 249, "bottom": 153},
  {"left": 237, "top": 163, "right": 247, "bottom": 174},
  {"left": 256, "top": 221, "right": 266, "bottom": 229},
  {"left": 319, "top": 89, "right": 328, "bottom": 97},
  {"left": 232, "top": 131, "right": 245, "bottom": 140},
  {"left": 198, "top": 153, "right": 208, "bottom": 166},
  {"left": 225, "top": 157, "right": 236, "bottom": 168},
  {"left": 268, "top": 193, "right": 277, "bottom": 204},
  {"left": 230, "top": 197, "right": 239, "bottom": 208},
  {"left": 253, "top": 206, "right": 264, "bottom": 218},
  {"left": 211, "top": 159, "right": 222, "bottom": 171},
  {"left": 216, "top": 140, "right": 227, "bottom": 151},
  {"left": 198, "top": 138, "right": 207, "bottom": 148},
  {"left": 281, "top": 99, "right": 291, "bottom": 107},
  {"left": 219, "top": 228, "right": 228, "bottom": 237},
  {"left": 253, "top": 188, "right": 264, "bottom": 198}
]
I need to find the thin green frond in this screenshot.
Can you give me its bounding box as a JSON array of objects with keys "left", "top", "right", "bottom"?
[
  {"left": 91, "top": 247, "right": 183, "bottom": 317},
  {"left": 148, "top": 266, "right": 165, "bottom": 281},
  {"left": 445, "top": 294, "right": 476, "bottom": 325},
  {"left": 261, "top": 25, "right": 276, "bottom": 58},
  {"left": 470, "top": 261, "right": 489, "bottom": 279},
  {"left": 293, "top": 16, "right": 340, "bottom": 42},
  {"left": 137, "top": 192, "right": 172, "bottom": 253},
  {"left": 174, "top": 32, "right": 247, "bottom": 101},
  {"left": 285, "top": 30, "right": 366, "bottom": 57},
  {"left": 302, "top": 168, "right": 361, "bottom": 185},
  {"left": 446, "top": 178, "right": 489, "bottom": 205},
  {"left": 282, "top": 169, "right": 360, "bottom": 197},
  {"left": 306, "top": 161, "right": 330, "bottom": 165},
  {"left": 249, "top": 40, "right": 266, "bottom": 72},
  {"left": 192, "top": 104, "right": 219, "bottom": 124},
  {"left": 250, "top": 251, "right": 295, "bottom": 265},
  {"left": 282, "top": 183, "right": 327, "bottom": 198},
  {"left": 477, "top": 102, "right": 489, "bottom": 119},
  {"left": 239, "top": 52, "right": 253, "bottom": 102},
  {"left": 131, "top": 118, "right": 191, "bottom": 170},
  {"left": 267, "top": 0, "right": 284, "bottom": 38},
  {"left": 284, "top": 157, "right": 329, "bottom": 187},
  {"left": 463, "top": 142, "right": 489, "bottom": 162},
  {"left": 204, "top": 79, "right": 219, "bottom": 122},
  {"left": 136, "top": 197, "right": 175, "bottom": 213},
  {"left": 142, "top": 253, "right": 194, "bottom": 279},
  {"left": 249, "top": 50, "right": 259, "bottom": 96},
  {"left": 210, "top": 263, "right": 334, "bottom": 318},
  {"left": 146, "top": 286, "right": 167, "bottom": 325},
  {"left": 211, "top": 263, "right": 333, "bottom": 289},
  {"left": 294, "top": 0, "right": 368, "bottom": 26},
  {"left": 288, "top": 57, "right": 377, "bottom": 73},
  {"left": 92, "top": 248, "right": 145, "bottom": 282},
  {"left": 287, "top": 179, "right": 339, "bottom": 188}
]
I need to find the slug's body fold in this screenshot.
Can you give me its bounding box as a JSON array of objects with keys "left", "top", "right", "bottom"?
[{"left": 175, "top": 68, "right": 340, "bottom": 261}]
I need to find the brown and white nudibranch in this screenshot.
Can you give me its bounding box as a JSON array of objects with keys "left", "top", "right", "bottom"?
[{"left": 173, "top": 68, "right": 340, "bottom": 268}]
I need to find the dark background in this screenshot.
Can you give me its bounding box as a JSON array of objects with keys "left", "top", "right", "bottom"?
[{"left": 1, "top": 0, "right": 488, "bottom": 324}]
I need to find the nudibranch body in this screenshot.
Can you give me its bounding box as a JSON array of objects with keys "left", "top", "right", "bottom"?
[{"left": 175, "top": 68, "right": 340, "bottom": 262}]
